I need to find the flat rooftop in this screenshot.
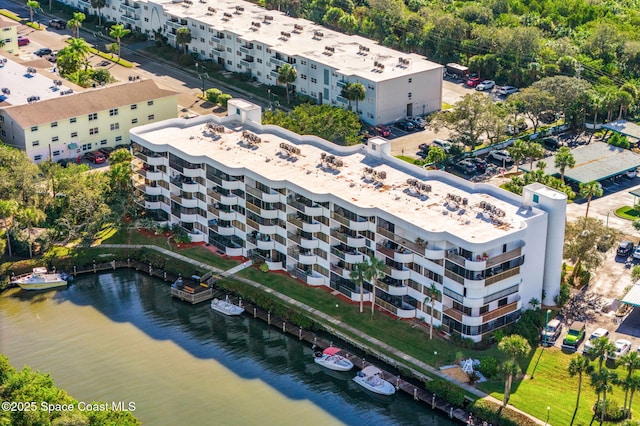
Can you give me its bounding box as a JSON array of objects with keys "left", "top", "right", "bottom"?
[
  {"left": 133, "top": 117, "right": 543, "bottom": 244},
  {"left": 155, "top": 0, "right": 442, "bottom": 82},
  {"left": 603, "top": 120, "right": 640, "bottom": 142},
  {"left": 531, "top": 142, "right": 640, "bottom": 183}
]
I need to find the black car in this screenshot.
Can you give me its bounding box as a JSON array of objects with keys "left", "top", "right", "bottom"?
[
  {"left": 114, "top": 144, "right": 130, "bottom": 151},
  {"left": 395, "top": 120, "right": 415, "bottom": 132},
  {"left": 542, "top": 137, "right": 562, "bottom": 150},
  {"left": 56, "top": 158, "right": 72, "bottom": 168},
  {"left": 617, "top": 241, "right": 634, "bottom": 257},
  {"left": 419, "top": 143, "right": 430, "bottom": 154},
  {"left": 471, "top": 157, "right": 487, "bottom": 172},
  {"left": 48, "top": 19, "right": 66, "bottom": 29},
  {"left": 98, "top": 147, "right": 115, "bottom": 157},
  {"left": 34, "top": 48, "right": 52, "bottom": 57},
  {"left": 454, "top": 159, "right": 477, "bottom": 174}
]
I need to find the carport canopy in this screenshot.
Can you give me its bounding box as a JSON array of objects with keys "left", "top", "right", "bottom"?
[
  {"left": 603, "top": 120, "right": 640, "bottom": 143},
  {"left": 528, "top": 142, "right": 640, "bottom": 184},
  {"left": 621, "top": 284, "right": 640, "bottom": 307}
]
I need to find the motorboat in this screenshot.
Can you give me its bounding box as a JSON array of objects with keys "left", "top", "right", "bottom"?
[
  {"left": 353, "top": 366, "right": 396, "bottom": 395},
  {"left": 10, "top": 267, "right": 67, "bottom": 291},
  {"left": 211, "top": 296, "right": 244, "bottom": 316},
  {"left": 314, "top": 347, "right": 354, "bottom": 372}
]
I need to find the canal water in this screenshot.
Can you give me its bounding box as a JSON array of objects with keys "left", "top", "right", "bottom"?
[{"left": 0, "top": 270, "right": 458, "bottom": 426}]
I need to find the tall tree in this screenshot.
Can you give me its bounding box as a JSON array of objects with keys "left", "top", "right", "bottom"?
[
  {"left": 176, "top": 27, "right": 192, "bottom": 55},
  {"left": 618, "top": 351, "right": 640, "bottom": 413},
  {"left": 587, "top": 336, "right": 616, "bottom": 373},
  {"left": 425, "top": 146, "right": 447, "bottom": 167},
  {"left": 0, "top": 200, "right": 18, "bottom": 257},
  {"left": 498, "top": 334, "right": 531, "bottom": 407},
  {"left": 591, "top": 368, "right": 618, "bottom": 425},
  {"left": 508, "top": 139, "right": 528, "bottom": 168},
  {"left": 68, "top": 12, "right": 85, "bottom": 38},
  {"left": 361, "top": 254, "right": 385, "bottom": 317},
  {"left": 579, "top": 181, "right": 603, "bottom": 219},
  {"left": 351, "top": 261, "right": 366, "bottom": 313},
  {"left": 26, "top": 0, "right": 39, "bottom": 23},
  {"left": 565, "top": 217, "right": 614, "bottom": 283},
  {"left": 348, "top": 82, "right": 366, "bottom": 113},
  {"left": 507, "top": 88, "right": 555, "bottom": 133},
  {"left": 424, "top": 283, "right": 441, "bottom": 340},
  {"left": 277, "top": 63, "right": 297, "bottom": 104},
  {"left": 555, "top": 146, "right": 576, "bottom": 184},
  {"left": 532, "top": 76, "right": 592, "bottom": 128},
  {"left": 91, "top": 0, "right": 106, "bottom": 26},
  {"left": 109, "top": 24, "right": 130, "bottom": 62},
  {"left": 525, "top": 142, "right": 545, "bottom": 171},
  {"left": 627, "top": 375, "right": 640, "bottom": 419},
  {"left": 16, "top": 207, "right": 45, "bottom": 258},
  {"left": 568, "top": 355, "right": 594, "bottom": 423}
]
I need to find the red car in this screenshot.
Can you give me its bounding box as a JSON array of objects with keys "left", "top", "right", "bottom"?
[
  {"left": 372, "top": 125, "right": 391, "bottom": 138},
  {"left": 18, "top": 36, "right": 30, "bottom": 46},
  {"left": 84, "top": 151, "right": 106, "bottom": 164},
  {"left": 465, "top": 77, "right": 481, "bottom": 87}
]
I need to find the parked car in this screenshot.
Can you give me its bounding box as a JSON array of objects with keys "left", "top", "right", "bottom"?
[
  {"left": 98, "top": 147, "right": 115, "bottom": 158},
  {"left": 488, "top": 150, "right": 512, "bottom": 164},
  {"left": 475, "top": 80, "right": 495, "bottom": 91},
  {"left": 84, "top": 151, "right": 106, "bottom": 164},
  {"left": 56, "top": 158, "right": 72, "bottom": 168},
  {"left": 608, "top": 339, "right": 632, "bottom": 360},
  {"left": 617, "top": 240, "right": 634, "bottom": 257},
  {"left": 540, "top": 111, "right": 561, "bottom": 124},
  {"left": 432, "top": 139, "right": 452, "bottom": 152},
  {"left": 114, "top": 144, "right": 130, "bottom": 151},
  {"left": 583, "top": 328, "right": 610, "bottom": 355},
  {"left": 395, "top": 120, "right": 415, "bottom": 131},
  {"left": 506, "top": 121, "right": 528, "bottom": 135},
  {"left": 542, "top": 137, "right": 562, "bottom": 150},
  {"left": 408, "top": 116, "right": 427, "bottom": 129},
  {"left": 562, "top": 321, "right": 586, "bottom": 352},
  {"left": 498, "top": 86, "right": 519, "bottom": 96},
  {"left": 372, "top": 125, "right": 391, "bottom": 138},
  {"left": 633, "top": 247, "right": 640, "bottom": 260},
  {"left": 471, "top": 157, "right": 487, "bottom": 172},
  {"left": 541, "top": 318, "right": 562, "bottom": 346},
  {"left": 17, "top": 36, "right": 30, "bottom": 46},
  {"left": 34, "top": 48, "right": 52, "bottom": 57},
  {"left": 418, "top": 143, "right": 430, "bottom": 154},
  {"left": 48, "top": 19, "right": 66, "bottom": 29},
  {"left": 626, "top": 169, "right": 638, "bottom": 179},
  {"left": 465, "top": 77, "right": 481, "bottom": 88},
  {"left": 454, "top": 159, "right": 476, "bottom": 174}
]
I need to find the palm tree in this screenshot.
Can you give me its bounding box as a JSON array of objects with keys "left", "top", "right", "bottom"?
[
  {"left": 361, "top": 254, "right": 385, "bottom": 318},
  {"left": 498, "top": 334, "right": 531, "bottom": 407},
  {"left": 423, "top": 283, "right": 441, "bottom": 340},
  {"left": 176, "top": 27, "right": 192, "bottom": 55},
  {"left": 26, "top": 0, "right": 40, "bottom": 23},
  {"left": 508, "top": 139, "right": 528, "bottom": 168},
  {"left": 0, "top": 200, "right": 18, "bottom": 257},
  {"left": 91, "top": 0, "right": 106, "bottom": 26},
  {"left": 67, "top": 37, "right": 92, "bottom": 71},
  {"left": 341, "top": 83, "right": 354, "bottom": 110},
  {"left": 351, "top": 262, "right": 366, "bottom": 313},
  {"left": 277, "top": 63, "right": 297, "bottom": 104},
  {"left": 109, "top": 24, "right": 130, "bottom": 62},
  {"left": 348, "top": 82, "right": 366, "bottom": 113},
  {"left": 555, "top": 146, "right": 576, "bottom": 184},
  {"left": 587, "top": 336, "right": 615, "bottom": 372},
  {"left": 568, "top": 355, "right": 593, "bottom": 423},
  {"left": 16, "top": 207, "right": 45, "bottom": 259},
  {"left": 525, "top": 142, "right": 545, "bottom": 171},
  {"left": 618, "top": 351, "right": 640, "bottom": 413},
  {"left": 627, "top": 375, "right": 640, "bottom": 418},
  {"left": 68, "top": 12, "right": 85, "bottom": 38},
  {"left": 579, "top": 181, "right": 603, "bottom": 219},
  {"left": 591, "top": 368, "right": 618, "bottom": 425}
]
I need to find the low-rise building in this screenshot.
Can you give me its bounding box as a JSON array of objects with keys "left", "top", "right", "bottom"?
[
  {"left": 0, "top": 55, "right": 178, "bottom": 163},
  {"left": 130, "top": 99, "right": 567, "bottom": 342},
  {"left": 0, "top": 17, "right": 19, "bottom": 55}
]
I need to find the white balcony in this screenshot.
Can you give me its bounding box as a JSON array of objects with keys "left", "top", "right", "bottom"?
[
  {"left": 257, "top": 239, "right": 275, "bottom": 250},
  {"left": 217, "top": 226, "right": 235, "bottom": 236},
  {"left": 221, "top": 179, "right": 243, "bottom": 190},
  {"left": 183, "top": 168, "right": 204, "bottom": 179},
  {"left": 265, "top": 261, "right": 283, "bottom": 271},
  {"left": 344, "top": 252, "right": 364, "bottom": 264},
  {"left": 349, "top": 219, "right": 372, "bottom": 231},
  {"left": 262, "top": 192, "right": 282, "bottom": 203},
  {"left": 304, "top": 205, "right": 324, "bottom": 216},
  {"left": 218, "top": 210, "right": 236, "bottom": 221},
  {"left": 424, "top": 248, "right": 445, "bottom": 259},
  {"left": 386, "top": 284, "right": 408, "bottom": 296},
  {"left": 259, "top": 224, "right": 278, "bottom": 234},
  {"left": 300, "top": 237, "right": 319, "bottom": 250},
  {"left": 220, "top": 194, "right": 238, "bottom": 205},
  {"left": 182, "top": 182, "right": 199, "bottom": 193},
  {"left": 306, "top": 273, "right": 328, "bottom": 286},
  {"left": 347, "top": 236, "right": 366, "bottom": 248},
  {"left": 146, "top": 171, "right": 163, "bottom": 181},
  {"left": 297, "top": 253, "right": 317, "bottom": 265},
  {"left": 302, "top": 221, "right": 322, "bottom": 233},
  {"left": 260, "top": 209, "right": 280, "bottom": 219},
  {"left": 394, "top": 251, "right": 414, "bottom": 263},
  {"left": 144, "top": 201, "right": 161, "bottom": 210},
  {"left": 180, "top": 198, "right": 198, "bottom": 208},
  {"left": 390, "top": 268, "right": 411, "bottom": 280},
  {"left": 180, "top": 213, "right": 197, "bottom": 222},
  {"left": 225, "top": 247, "right": 243, "bottom": 257},
  {"left": 146, "top": 155, "right": 166, "bottom": 166},
  {"left": 145, "top": 186, "right": 161, "bottom": 196}
]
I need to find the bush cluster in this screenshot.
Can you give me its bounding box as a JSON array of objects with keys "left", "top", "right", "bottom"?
[
  {"left": 608, "top": 133, "right": 630, "bottom": 149},
  {"left": 594, "top": 400, "right": 627, "bottom": 422},
  {"left": 471, "top": 399, "right": 540, "bottom": 426},
  {"left": 424, "top": 378, "right": 465, "bottom": 407},
  {"left": 478, "top": 356, "right": 500, "bottom": 379},
  {"left": 509, "top": 310, "right": 543, "bottom": 346},
  {"left": 205, "top": 88, "right": 233, "bottom": 107}
]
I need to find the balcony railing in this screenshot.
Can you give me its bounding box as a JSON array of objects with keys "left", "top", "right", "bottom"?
[
  {"left": 486, "top": 247, "right": 523, "bottom": 268},
  {"left": 443, "top": 307, "right": 464, "bottom": 322},
  {"left": 482, "top": 301, "right": 518, "bottom": 323},
  {"left": 485, "top": 267, "right": 520, "bottom": 286}
]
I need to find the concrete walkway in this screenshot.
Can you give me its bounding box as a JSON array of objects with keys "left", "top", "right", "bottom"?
[{"left": 96, "top": 243, "right": 547, "bottom": 424}]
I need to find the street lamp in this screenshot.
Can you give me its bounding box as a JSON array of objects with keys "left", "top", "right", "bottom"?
[
  {"left": 195, "top": 62, "right": 206, "bottom": 98},
  {"left": 544, "top": 309, "right": 551, "bottom": 346},
  {"left": 545, "top": 406, "right": 550, "bottom": 425}
]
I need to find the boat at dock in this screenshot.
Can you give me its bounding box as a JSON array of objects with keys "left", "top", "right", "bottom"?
[
  {"left": 353, "top": 366, "right": 396, "bottom": 396},
  {"left": 211, "top": 296, "right": 244, "bottom": 316},
  {"left": 314, "top": 347, "right": 354, "bottom": 372},
  {"left": 10, "top": 267, "right": 68, "bottom": 291}
]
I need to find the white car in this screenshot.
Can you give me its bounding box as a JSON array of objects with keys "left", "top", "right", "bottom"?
[
  {"left": 609, "top": 339, "right": 632, "bottom": 360},
  {"left": 633, "top": 247, "right": 640, "bottom": 260},
  {"left": 498, "top": 86, "right": 519, "bottom": 96},
  {"left": 488, "top": 150, "right": 512, "bottom": 163},
  {"left": 408, "top": 117, "right": 427, "bottom": 129},
  {"left": 432, "top": 139, "right": 452, "bottom": 152},
  {"left": 475, "top": 80, "right": 495, "bottom": 91},
  {"left": 583, "top": 328, "right": 610, "bottom": 354}
]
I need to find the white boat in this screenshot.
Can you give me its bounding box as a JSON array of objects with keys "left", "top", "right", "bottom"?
[
  {"left": 11, "top": 267, "right": 67, "bottom": 291},
  {"left": 314, "top": 347, "right": 354, "bottom": 372},
  {"left": 211, "top": 296, "right": 244, "bottom": 316},
  {"left": 353, "top": 366, "right": 396, "bottom": 395}
]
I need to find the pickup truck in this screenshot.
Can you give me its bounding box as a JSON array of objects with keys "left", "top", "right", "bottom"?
[{"left": 562, "top": 321, "right": 586, "bottom": 351}]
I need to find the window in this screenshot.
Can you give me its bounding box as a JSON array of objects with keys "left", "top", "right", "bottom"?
[
  {"left": 109, "top": 108, "right": 118, "bottom": 116},
  {"left": 147, "top": 100, "right": 154, "bottom": 106},
  {"left": 226, "top": 34, "right": 231, "bottom": 39},
  {"left": 131, "top": 104, "right": 137, "bottom": 110},
  {"left": 51, "top": 136, "right": 59, "bottom": 142},
  {"left": 257, "top": 58, "right": 262, "bottom": 64},
  {"left": 256, "top": 45, "right": 262, "bottom": 50},
  {"left": 115, "top": 136, "right": 122, "bottom": 142},
  {"left": 51, "top": 121, "right": 58, "bottom": 128},
  {"left": 144, "top": 17, "right": 148, "bottom": 22},
  {"left": 71, "top": 132, "right": 78, "bottom": 138},
  {"left": 408, "top": 78, "right": 412, "bottom": 83},
  {"left": 88, "top": 113, "right": 98, "bottom": 121},
  {"left": 408, "top": 92, "right": 412, "bottom": 98},
  {"left": 132, "top": 118, "right": 138, "bottom": 124},
  {"left": 266, "top": 48, "right": 272, "bottom": 53},
  {"left": 34, "top": 155, "right": 42, "bottom": 161},
  {"left": 301, "top": 60, "right": 306, "bottom": 65},
  {"left": 199, "top": 24, "right": 204, "bottom": 30},
  {"left": 227, "top": 60, "right": 232, "bottom": 65},
  {"left": 31, "top": 126, "right": 38, "bottom": 132},
  {"left": 148, "top": 114, "right": 155, "bottom": 120},
  {"left": 110, "top": 123, "right": 120, "bottom": 131},
  {"left": 100, "top": 139, "right": 107, "bottom": 145},
  {"left": 32, "top": 140, "right": 40, "bottom": 146},
  {"left": 90, "top": 127, "right": 99, "bottom": 135},
  {"left": 498, "top": 297, "right": 508, "bottom": 307},
  {"left": 70, "top": 117, "right": 77, "bottom": 123},
  {"left": 226, "top": 47, "right": 232, "bottom": 53},
  {"left": 479, "top": 305, "right": 489, "bottom": 314},
  {"left": 301, "top": 74, "right": 307, "bottom": 80},
  {"left": 533, "top": 194, "right": 539, "bottom": 203},
  {"left": 82, "top": 143, "right": 91, "bottom": 151},
  {"left": 311, "top": 78, "right": 317, "bottom": 83},
  {"left": 52, "top": 150, "right": 60, "bottom": 156},
  {"left": 311, "top": 64, "right": 316, "bottom": 69}
]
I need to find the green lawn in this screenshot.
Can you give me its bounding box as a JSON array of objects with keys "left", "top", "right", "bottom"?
[{"left": 615, "top": 206, "right": 640, "bottom": 220}]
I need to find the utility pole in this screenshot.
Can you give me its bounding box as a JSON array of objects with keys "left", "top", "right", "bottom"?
[{"left": 576, "top": 62, "right": 583, "bottom": 80}]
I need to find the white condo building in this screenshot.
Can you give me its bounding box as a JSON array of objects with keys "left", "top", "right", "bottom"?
[
  {"left": 130, "top": 99, "right": 567, "bottom": 342},
  {"left": 67, "top": 0, "right": 443, "bottom": 124}
]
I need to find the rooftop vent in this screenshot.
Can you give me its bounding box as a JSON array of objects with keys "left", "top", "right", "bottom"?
[
  {"left": 206, "top": 6, "right": 215, "bottom": 14},
  {"left": 279, "top": 142, "right": 300, "bottom": 156},
  {"left": 320, "top": 152, "right": 343, "bottom": 168},
  {"left": 324, "top": 46, "right": 335, "bottom": 55},
  {"left": 358, "top": 45, "right": 370, "bottom": 54},
  {"left": 293, "top": 24, "right": 303, "bottom": 32},
  {"left": 263, "top": 15, "right": 274, "bottom": 22},
  {"left": 242, "top": 130, "right": 261, "bottom": 145},
  {"left": 313, "top": 30, "right": 324, "bottom": 39},
  {"left": 223, "top": 12, "right": 233, "bottom": 20},
  {"left": 206, "top": 122, "right": 224, "bottom": 134},
  {"left": 251, "top": 21, "right": 261, "bottom": 28},
  {"left": 27, "top": 95, "right": 40, "bottom": 103},
  {"left": 235, "top": 5, "right": 244, "bottom": 12},
  {"left": 280, "top": 31, "right": 291, "bottom": 39}
]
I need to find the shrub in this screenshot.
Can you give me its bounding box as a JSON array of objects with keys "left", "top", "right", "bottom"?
[
  {"left": 471, "top": 398, "right": 540, "bottom": 426},
  {"left": 554, "top": 281, "right": 571, "bottom": 306},
  {"left": 424, "top": 378, "right": 465, "bottom": 407},
  {"left": 478, "top": 356, "right": 500, "bottom": 379},
  {"left": 594, "top": 400, "right": 627, "bottom": 422},
  {"left": 206, "top": 88, "right": 222, "bottom": 103},
  {"left": 217, "top": 94, "right": 232, "bottom": 108},
  {"left": 608, "top": 133, "right": 630, "bottom": 149},
  {"left": 259, "top": 263, "right": 269, "bottom": 273}
]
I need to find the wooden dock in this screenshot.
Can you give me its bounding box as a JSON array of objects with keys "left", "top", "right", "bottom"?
[{"left": 170, "top": 286, "right": 214, "bottom": 304}]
